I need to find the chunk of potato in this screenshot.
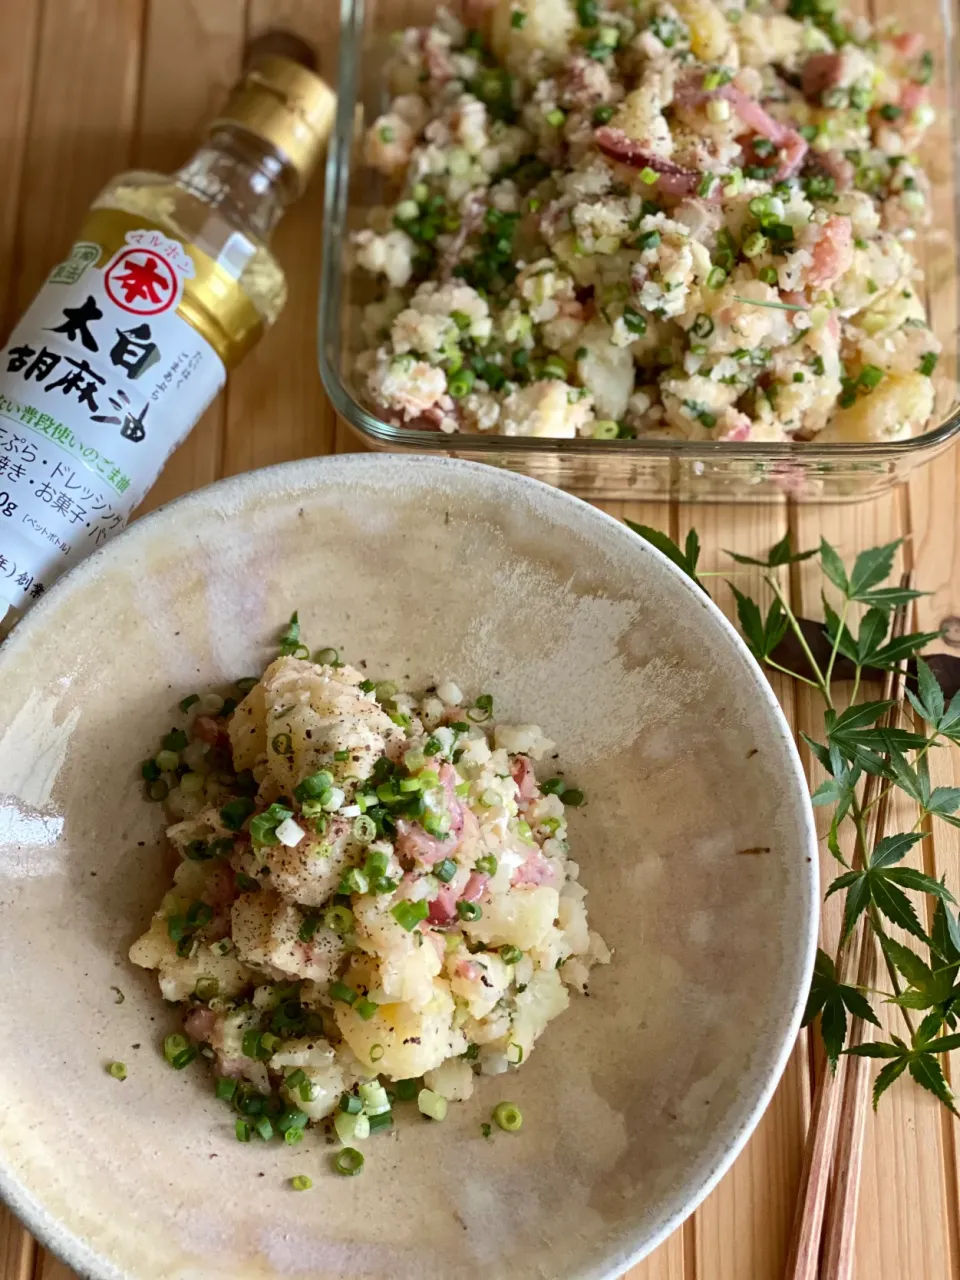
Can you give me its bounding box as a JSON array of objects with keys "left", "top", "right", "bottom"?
[
  {"left": 820, "top": 372, "right": 934, "bottom": 443},
  {"left": 335, "top": 957, "right": 466, "bottom": 1079},
  {"left": 463, "top": 885, "right": 560, "bottom": 950}
]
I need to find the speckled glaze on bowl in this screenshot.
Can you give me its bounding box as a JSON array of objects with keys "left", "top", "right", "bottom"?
[{"left": 0, "top": 454, "right": 817, "bottom": 1280}]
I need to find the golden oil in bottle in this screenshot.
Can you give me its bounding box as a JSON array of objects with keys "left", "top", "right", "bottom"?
[{"left": 0, "top": 54, "right": 334, "bottom": 636}]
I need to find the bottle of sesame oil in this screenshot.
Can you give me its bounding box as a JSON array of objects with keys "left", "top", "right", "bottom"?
[{"left": 0, "top": 53, "right": 334, "bottom": 637}]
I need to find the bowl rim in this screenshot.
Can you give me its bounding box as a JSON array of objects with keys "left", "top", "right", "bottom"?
[{"left": 0, "top": 452, "right": 819, "bottom": 1280}]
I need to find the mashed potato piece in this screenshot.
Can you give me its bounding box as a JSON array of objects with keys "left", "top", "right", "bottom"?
[
  {"left": 352, "top": 1, "right": 939, "bottom": 445},
  {"left": 130, "top": 629, "right": 609, "bottom": 1165}
]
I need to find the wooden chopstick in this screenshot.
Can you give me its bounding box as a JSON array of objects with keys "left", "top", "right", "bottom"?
[
  {"left": 819, "top": 583, "right": 913, "bottom": 1280},
  {"left": 784, "top": 581, "right": 914, "bottom": 1280}
]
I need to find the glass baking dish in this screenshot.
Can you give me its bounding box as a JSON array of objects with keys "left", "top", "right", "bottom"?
[{"left": 319, "top": 0, "right": 960, "bottom": 502}]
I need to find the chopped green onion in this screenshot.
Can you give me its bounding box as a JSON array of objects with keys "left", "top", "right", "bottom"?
[
  {"left": 284, "top": 1128, "right": 304, "bottom": 1145},
  {"left": 468, "top": 693, "right": 493, "bottom": 722},
  {"left": 392, "top": 899, "right": 429, "bottom": 931},
  {"left": 706, "top": 266, "right": 727, "bottom": 289},
  {"left": 703, "top": 67, "right": 733, "bottom": 91},
  {"left": 546, "top": 107, "right": 565, "bottom": 128},
  {"left": 107, "top": 1061, "right": 127, "bottom": 1080},
  {"left": 163, "top": 1034, "right": 197, "bottom": 1070},
  {"left": 542, "top": 777, "right": 565, "bottom": 795},
  {"left": 324, "top": 904, "right": 355, "bottom": 935},
  {"left": 368, "top": 1111, "right": 393, "bottom": 1133},
  {"left": 639, "top": 167, "right": 659, "bottom": 185},
  {"left": 271, "top": 732, "right": 293, "bottom": 754},
  {"left": 179, "top": 694, "right": 200, "bottom": 713},
  {"left": 369, "top": 1044, "right": 385, "bottom": 1062},
  {"left": 448, "top": 368, "right": 476, "bottom": 399},
  {"left": 220, "top": 796, "right": 255, "bottom": 831},
  {"left": 141, "top": 758, "right": 161, "bottom": 783},
  {"left": 690, "top": 313, "right": 714, "bottom": 340},
  {"left": 562, "top": 788, "right": 585, "bottom": 807},
  {"left": 249, "top": 802, "right": 294, "bottom": 845},
  {"left": 859, "top": 364, "right": 883, "bottom": 390},
  {"left": 757, "top": 266, "right": 779, "bottom": 285},
  {"left": 334, "top": 1110, "right": 370, "bottom": 1143},
  {"left": 418, "top": 1088, "right": 448, "bottom": 1121},
  {"left": 294, "top": 769, "right": 335, "bottom": 803},
  {"left": 356, "top": 997, "right": 379, "bottom": 1021},
  {"left": 194, "top": 976, "right": 219, "bottom": 1001},
  {"left": 359, "top": 1081, "right": 391, "bottom": 1115},
  {"left": 277, "top": 1107, "right": 308, "bottom": 1134},
  {"left": 285, "top": 1068, "right": 308, "bottom": 1091},
  {"left": 635, "top": 229, "right": 661, "bottom": 252},
  {"left": 235, "top": 871, "right": 261, "bottom": 892},
  {"left": 475, "top": 854, "right": 498, "bottom": 876},
  {"left": 919, "top": 352, "right": 938, "bottom": 377},
  {"left": 242, "top": 1030, "right": 269, "bottom": 1060},
  {"left": 155, "top": 749, "right": 179, "bottom": 773},
  {"left": 592, "top": 420, "right": 619, "bottom": 439},
  {"left": 457, "top": 900, "right": 482, "bottom": 921},
  {"left": 434, "top": 857, "right": 458, "bottom": 883},
  {"left": 493, "top": 1101, "right": 523, "bottom": 1132},
  {"left": 623, "top": 306, "right": 647, "bottom": 336},
  {"left": 298, "top": 913, "right": 320, "bottom": 942},
  {"left": 255, "top": 1116, "right": 274, "bottom": 1141},
  {"left": 235, "top": 1118, "right": 252, "bottom": 1142},
  {"left": 235, "top": 676, "right": 258, "bottom": 693},
  {"left": 335, "top": 1147, "right": 365, "bottom": 1176},
  {"left": 340, "top": 1092, "right": 363, "bottom": 1114},
  {"left": 338, "top": 867, "right": 370, "bottom": 896},
  {"left": 216, "top": 1077, "right": 238, "bottom": 1102},
  {"left": 352, "top": 815, "right": 376, "bottom": 844},
  {"left": 741, "top": 231, "right": 768, "bottom": 258},
  {"left": 592, "top": 104, "right": 613, "bottom": 124},
  {"left": 500, "top": 945, "right": 523, "bottom": 964},
  {"left": 290, "top": 1174, "right": 312, "bottom": 1190},
  {"left": 395, "top": 1078, "right": 419, "bottom": 1101},
  {"left": 315, "top": 646, "right": 339, "bottom": 665},
  {"left": 162, "top": 729, "right": 188, "bottom": 752},
  {"left": 330, "top": 981, "right": 359, "bottom": 1006}
]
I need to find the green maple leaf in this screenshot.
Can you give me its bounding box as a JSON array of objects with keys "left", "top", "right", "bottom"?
[
  {"left": 826, "top": 832, "right": 951, "bottom": 945},
  {"left": 803, "top": 947, "right": 881, "bottom": 1069},
  {"left": 729, "top": 584, "right": 788, "bottom": 663},
  {"left": 725, "top": 531, "right": 818, "bottom": 568},
  {"left": 847, "top": 1014, "right": 960, "bottom": 1112},
  {"left": 625, "top": 523, "right": 706, "bottom": 593}
]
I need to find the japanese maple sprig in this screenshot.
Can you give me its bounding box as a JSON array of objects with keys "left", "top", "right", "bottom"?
[{"left": 626, "top": 523, "right": 960, "bottom": 1115}]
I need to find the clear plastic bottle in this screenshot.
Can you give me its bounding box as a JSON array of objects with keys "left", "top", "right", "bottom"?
[{"left": 0, "top": 54, "right": 334, "bottom": 637}]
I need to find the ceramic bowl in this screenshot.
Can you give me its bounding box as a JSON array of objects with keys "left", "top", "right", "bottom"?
[{"left": 0, "top": 454, "right": 817, "bottom": 1280}]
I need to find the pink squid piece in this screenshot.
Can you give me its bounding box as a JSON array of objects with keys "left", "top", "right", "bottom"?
[
  {"left": 674, "top": 72, "right": 808, "bottom": 179},
  {"left": 511, "top": 849, "right": 559, "bottom": 888},
  {"left": 461, "top": 871, "right": 490, "bottom": 902},
  {"left": 395, "top": 819, "right": 457, "bottom": 867},
  {"left": 806, "top": 216, "right": 854, "bottom": 288},
  {"left": 593, "top": 127, "right": 703, "bottom": 197},
  {"left": 801, "top": 53, "right": 846, "bottom": 101},
  {"left": 511, "top": 755, "right": 540, "bottom": 805},
  {"left": 427, "top": 883, "right": 459, "bottom": 927},
  {"left": 184, "top": 1006, "right": 220, "bottom": 1044}
]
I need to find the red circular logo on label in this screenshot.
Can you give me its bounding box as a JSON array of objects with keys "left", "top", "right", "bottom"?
[{"left": 104, "top": 248, "right": 180, "bottom": 316}]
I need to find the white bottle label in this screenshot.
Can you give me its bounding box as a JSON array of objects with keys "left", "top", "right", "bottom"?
[{"left": 0, "top": 227, "right": 225, "bottom": 609}]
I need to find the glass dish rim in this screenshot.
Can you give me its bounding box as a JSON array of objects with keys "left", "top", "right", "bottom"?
[{"left": 319, "top": 0, "right": 960, "bottom": 463}]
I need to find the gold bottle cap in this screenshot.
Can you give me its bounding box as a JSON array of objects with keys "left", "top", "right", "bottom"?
[{"left": 212, "top": 54, "right": 336, "bottom": 195}]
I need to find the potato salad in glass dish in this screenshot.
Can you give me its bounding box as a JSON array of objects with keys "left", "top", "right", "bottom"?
[
  {"left": 130, "top": 617, "right": 609, "bottom": 1173},
  {"left": 352, "top": 0, "right": 940, "bottom": 445}
]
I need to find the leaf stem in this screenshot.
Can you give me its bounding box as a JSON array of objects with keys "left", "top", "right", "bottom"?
[
  {"left": 764, "top": 659, "right": 823, "bottom": 690},
  {"left": 766, "top": 574, "right": 830, "bottom": 703},
  {"left": 824, "top": 598, "right": 850, "bottom": 692}
]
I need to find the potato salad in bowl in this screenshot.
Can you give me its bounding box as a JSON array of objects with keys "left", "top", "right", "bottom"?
[
  {"left": 130, "top": 619, "right": 608, "bottom": 1172},
  {"left": 352, "top": 0, "right": 940, "bottom": 445}
]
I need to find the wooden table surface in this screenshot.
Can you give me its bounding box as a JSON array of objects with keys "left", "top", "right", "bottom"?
[{"left": 2, "top": 1, "right": 959, "bottom": 1278}]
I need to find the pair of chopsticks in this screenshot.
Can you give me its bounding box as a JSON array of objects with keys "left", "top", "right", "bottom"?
[{"left": 784, "top": 580, "right": 914, "bottom": 1280}]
